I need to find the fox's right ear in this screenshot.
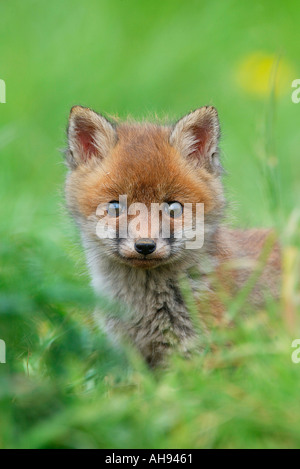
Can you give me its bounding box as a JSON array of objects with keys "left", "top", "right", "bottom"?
[{"left": 66, "top": 106, "right": 117, "bottom": 169}]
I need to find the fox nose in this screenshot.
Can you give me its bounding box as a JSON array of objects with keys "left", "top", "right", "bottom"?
[{"left": 135, "top": 238, "right": 156, "bottom": 256}]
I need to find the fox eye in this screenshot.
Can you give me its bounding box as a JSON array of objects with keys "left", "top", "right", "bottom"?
[
  {"left": 165, "top": 201, "right": 183, "bottom": 218},
  {"left": 107, "top": 201, "right": 124, "bottom": 217}
]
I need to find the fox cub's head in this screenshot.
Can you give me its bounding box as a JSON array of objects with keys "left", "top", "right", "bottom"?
[{"left": 65, "top": 106, "right": 225, "bottom": 269}]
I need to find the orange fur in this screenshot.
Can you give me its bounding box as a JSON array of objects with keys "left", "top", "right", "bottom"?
[{"left": 66, "top": 124, "right": 222, "bottom": 218}]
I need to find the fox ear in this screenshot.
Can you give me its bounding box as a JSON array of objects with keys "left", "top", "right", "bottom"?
[
  {"left": 169, "top": 106, "right": 221, "bottom": 172},
  {"left": 66, "top": 106, "right": 117, "bottom": 168}
]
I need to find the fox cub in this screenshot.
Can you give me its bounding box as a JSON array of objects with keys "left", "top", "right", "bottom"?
[{"left": 65, "top": 105, "right": 280, "bottom": 367}]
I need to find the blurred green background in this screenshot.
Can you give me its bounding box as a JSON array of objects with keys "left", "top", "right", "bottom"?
[{"left": 0, "top": 0, "right": 299, "bottom": 449}]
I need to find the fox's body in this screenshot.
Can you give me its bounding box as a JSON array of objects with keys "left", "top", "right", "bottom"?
[{"left": 65, "top": 106, "right": 280, "bottom": 366}]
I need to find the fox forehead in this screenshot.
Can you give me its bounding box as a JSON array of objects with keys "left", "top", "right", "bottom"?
[{"left": 66, "top": 122, "right": 221, "bottom": 217}]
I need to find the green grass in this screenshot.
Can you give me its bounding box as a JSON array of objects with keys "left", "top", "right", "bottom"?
[{"left": 0, "top": 0, "right": 300, "bottom": 449}]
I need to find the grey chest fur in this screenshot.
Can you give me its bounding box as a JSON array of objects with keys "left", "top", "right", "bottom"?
[{"left": 103, "top": 268, "right": 196, "bottom": 367}]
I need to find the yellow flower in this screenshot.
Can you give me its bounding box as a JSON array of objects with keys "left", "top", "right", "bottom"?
[{"left": 235, "top": 52, "right": 294, "bottom": 97}]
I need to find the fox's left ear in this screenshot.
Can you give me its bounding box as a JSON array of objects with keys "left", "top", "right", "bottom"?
[
  {"left": 169, "top": 106, "right": 221, "bottom": 173},
  {"left": 66, "top": 106, "right": 117, "bottom": 169}
]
